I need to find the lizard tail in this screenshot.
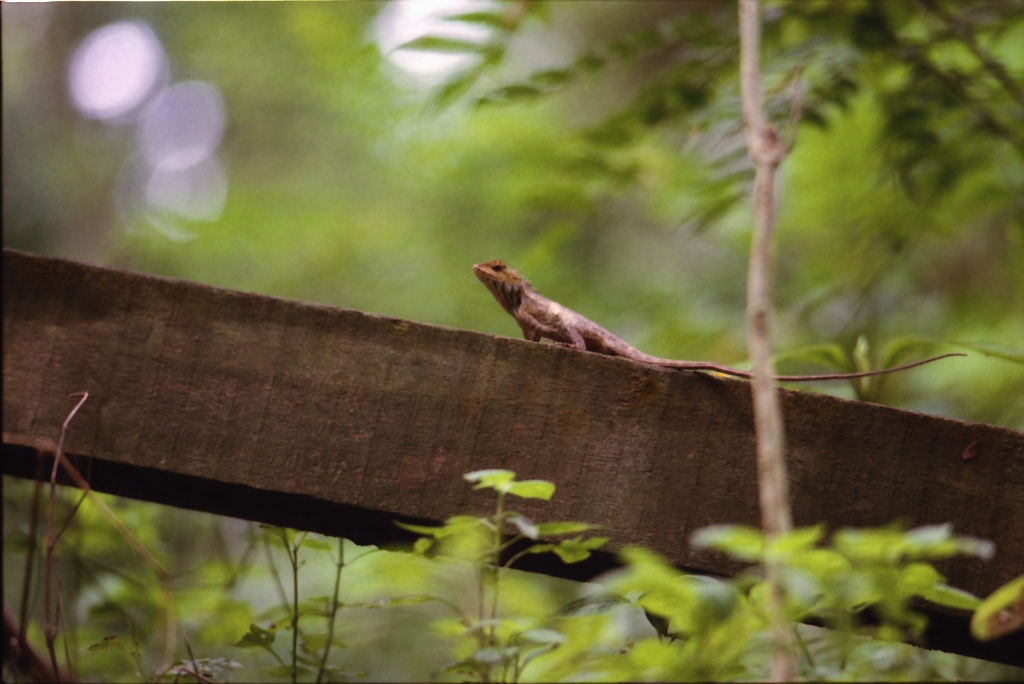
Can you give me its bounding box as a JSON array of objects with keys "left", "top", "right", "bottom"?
[{"left": 771, "top": 352, "right": 966, "bottom": 382}]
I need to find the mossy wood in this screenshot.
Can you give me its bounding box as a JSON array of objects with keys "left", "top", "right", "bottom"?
[{"left": 4, "top": 248, "right": 1023, "bottom": 664}]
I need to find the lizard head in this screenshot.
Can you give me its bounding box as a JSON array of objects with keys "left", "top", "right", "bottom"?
[{"left": 473, "top": 260, "right": 528, "bottom": 314}]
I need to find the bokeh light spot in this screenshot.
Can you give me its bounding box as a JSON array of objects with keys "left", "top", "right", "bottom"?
[{"left": 67, "top": 21, "right": 166, "bottom": 121}]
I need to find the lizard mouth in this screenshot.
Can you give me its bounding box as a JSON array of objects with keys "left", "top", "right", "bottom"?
[
  {"left": 473, "top": 261, "right": 522, "bottom": 312},
  {"left": 473, "top": 261, "right": 506, "bottom": 275}
]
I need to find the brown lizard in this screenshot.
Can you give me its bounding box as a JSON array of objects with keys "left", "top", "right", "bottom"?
[{"left": 473, "top": 260, "right": 964, "bottom": 381}]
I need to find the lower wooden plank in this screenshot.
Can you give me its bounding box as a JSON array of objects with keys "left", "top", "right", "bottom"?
[{"left": 5, "top": 440, "right": 1023, "bottom": 667}]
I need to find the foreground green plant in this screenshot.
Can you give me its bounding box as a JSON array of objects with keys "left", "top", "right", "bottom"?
[
  {"left": 396, "top": 469, "right": 607, "bottom": 682},
  {"left": 7, "top": 468, "right": 1017, "bottom": 682},
  {"left": 233, "top": 528, "right": 378, "bottom": 682},
  {"left": 579, "top": 523, "right": 997, "bottom": 681},
  {"left": 385, "top": 472, "right": 1010, "bottom": 682}
]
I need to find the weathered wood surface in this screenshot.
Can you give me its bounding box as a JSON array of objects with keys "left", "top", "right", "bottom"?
[{"left": 4, "top": 248, "right": 1023, "bottom": 601}]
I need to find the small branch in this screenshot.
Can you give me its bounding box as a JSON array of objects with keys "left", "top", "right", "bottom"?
[
  {"left": 45, "top": 393, "right": 89, "bottom": 676},
  {"left": 53, "top": 491, "right": 89, "bottom": 547},
  {"left": 316, "top": 538, "right": 345, "bottom": 684},
  {"left": 58, "top": 584, "right": 75, "bottom": 681},
  {"left": 739, "top": 1, "right": 795, "bottom": 680},
  {"left": 4, "top": 603, "right": 73, "bottom": 682},
  {"left": 180, "top": 631, "right": 216, "bottom": 683},
  {"left": 738, "top": 0, "right": 794, "bottom": 544},
  {"left": 291, "top": 541, "right": 299, "bottom": 684},
  {"left": 17, "top": 457, "right": 44, "bottom": 681},
  {"left": 6, "top": 392, "right": 178, "bottom": 675}
]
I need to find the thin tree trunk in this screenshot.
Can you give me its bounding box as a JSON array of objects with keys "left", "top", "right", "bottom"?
[{"left": 738, "top": 0, "right": 796, "bottom": 679}]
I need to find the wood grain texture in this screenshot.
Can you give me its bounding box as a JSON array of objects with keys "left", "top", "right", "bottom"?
[{"left": 4, "top": 248, "right": 1022, "bottom": 603}]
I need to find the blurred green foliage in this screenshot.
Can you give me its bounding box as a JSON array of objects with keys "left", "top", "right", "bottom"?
[
  {"left": 5, "top": 472, "right": 1021, "bottom": 681},
  {"left": 4, "top": 2, "right": 1024, "bottom": 681}
]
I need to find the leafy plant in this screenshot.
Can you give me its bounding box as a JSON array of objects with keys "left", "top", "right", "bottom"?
[
  {"left": 7, "top": 463, "right": 1018, "bottom": 681},
  {"left": 234, "top": 528, "right": 373, "bottom": 682},
  {"left": 525, "top": 522, "right": 1001, "bottom": 681},
  {"left": 395, "top": 469, "right": 607, "bottom": 682}
]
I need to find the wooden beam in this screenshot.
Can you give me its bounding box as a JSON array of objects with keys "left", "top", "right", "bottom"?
[{"left": 4, "top": 248, "right": 1022, "bottom": 622}]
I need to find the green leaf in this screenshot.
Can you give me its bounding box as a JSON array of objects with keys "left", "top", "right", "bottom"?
[
  {"left": 834, "top": 525, "right": 994, "bottom": 563},
  {"left": 583, "top": 120, "right": 636, "bottom": 147},
  {"left": 254, "top": 605, "right": 291, "bottom": 625},
  {"left": 465, "top": 469, "right": 516, "bottom": 489},
  {"left": 261, "top": 525, "right": 292, "bottom": 548},
  {"left": 428, "top": 66, "right": 484, "bottom": 112},
  {"left": 480, "top": 85, "right": 544, "bottom": 104},
  {"left": 531, "top": 69, "right": 574, "bottom": 87},
  {"left": 397, "top": 515, "right": 485, "bottom": 540},
  {"left": 298, "top": 597, "right": 334, "bottom": 617},
  {"left": 575, "top": 54, "right": 606, "bottom": 72},
  {"left": 681, "top": 575, "right": 744, "bottom": 627},
  {"left": 446, "top": 11, "right": 510, "bottom": 30},
  {"left": 607, "top": 37, "right": 637, "bottom": 60},
  {"left": 553, "top": 536, "right": 608, "bottom": 563},
  {"left": 613, "top": 547, "right": 683, "bottom": 595},
  {"left": 523, "top": 1, "right": 551, "bottom": 22},
  {"left": 366, "top": 594, "right": 437, "bottom": 608},
  {"left": 904, "top": 523, "right": 953, "bottom": 548},
  {"left": 904, "top": 524, "right": 993, "bottom": 560},
  {"left": 508, "top": 479, "right": 555, "bottom": 500},
  {"left": 301, "top": 632, "right": 349, "bottom": 653},
  {"left": 555, "top": 593, "right": 630, "bottom": 617},
  {"left": 395, "top": 35, "right": 488, "bottom": 54},
  {"left": 773, "top": 344, "right": 850, "bottom": 373},
  {"left": 300, "top": 538, "right": 333, "bottom": 552},
  {"left": 777, "top": 567, "right": 824, "bottom": 617},
  {"left": 960, "top": 536, "right": 996, "bottom": 561},
  {"left": 437, "top": 657, "right": 488, "bottom": 677},
  {"left": 920, "top": 583, "right": 982, "bottom": 611},
  {"left": 521, "top": 642, "right": 559, "bottom": 669},
  {"left": 473, "top": 646, "right": 507, "bottom": 664},
  {"left": 85, "top": 636, "right": 122, "bottom": 652},
  {"left": 853, "top": 335, "right": 871, "bottom": 374},
  {"left": 972, "top": 574, "right": 1024, "bottom": 641},
  {"left": 234, "top": 624, "right": 276, "bottom": 650},
  {"left": 897, "top": 562, "right": 946, "bottom": 597},
  {"left": 791, "top": 549, "right": 851, "bottom": 578},
  {"left": 880, "top": 336, "right": 940, "bottom": 369},
  {"left": 950, "top": 341, "right": 1024, "bottom": 364},
  {"left": 833, "top": 526, "right": 902, "bottom": 562},
  {"left": 767, "top": 524, "right": 825, "bottom": 560},
  {"left": 446, "top": 515, "right": 489, "bottom": 532},
  {"left": 692, "top": 525, "right": 764, "bottom": 562},
  {"left": 508, "top": 514, "right": 539, "bottom": 539},
  {"left": 536, "top": 521, "right": 598, "bottom": 535},
  {"left": 394, "top": 520, "right": 445, "bottom": 537},
  {"left": 522, "top": 542, "right": 556, "bottom": 555},
  {"left": 520, "top": 628, "right": 567, "bottom": 644},
  {"left": 636, "top": 28, "right": 666, "bottom": 49}
]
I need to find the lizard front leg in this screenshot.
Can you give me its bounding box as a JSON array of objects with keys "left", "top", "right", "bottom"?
[
  {"left": 515, "top": 311, "right": 586, "bottom": 350},
  {"left": 556, "top": 323, "right": 587, "bottom": 350}
]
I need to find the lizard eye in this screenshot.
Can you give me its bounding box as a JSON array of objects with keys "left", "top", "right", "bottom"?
[{"left": 492, "top": 264, "right": 504, "bottom": 272}]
